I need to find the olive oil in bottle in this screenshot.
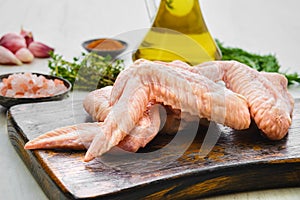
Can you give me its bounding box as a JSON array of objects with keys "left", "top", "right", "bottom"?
[{"left": 133, "top": 0, "right": 221, "bottom": 65}]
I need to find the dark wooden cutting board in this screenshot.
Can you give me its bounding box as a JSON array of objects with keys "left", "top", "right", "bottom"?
[{"left": 7, "top": 99, "right": 300, "bottom": 200}]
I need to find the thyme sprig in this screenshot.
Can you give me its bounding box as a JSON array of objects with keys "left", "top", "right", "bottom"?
[{"left": 48, "top": 52, "right": 124, "bottom": 91}]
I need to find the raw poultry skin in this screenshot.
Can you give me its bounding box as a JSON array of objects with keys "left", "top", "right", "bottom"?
[
  {"left": 24, "top": 85, "right": 188, "bottom": 153},
  {"left": 23, "top": 75, "right": 179, "bottom": 152},
  {"left": 83, "top": 86, "right": 203, "bottom": 151},
  {"left": 84, "top": 60, "right": 250, "bottom": 161},
  {"left": 192, "top": 61, "right": 294, "bottom": 140},
  {"left": 84, "top": 87, "right": 162, "bottom": 152},
  {"left": 83, "top": 86, "right": 112, "bottom": 122},
  {"left": 157, "top": 59, "right": 294, "bottom": 140},
  {"left": 24, "top": 59, "right": 251, "bottom": 161},
  {"left": 24, "top": 59, "right": 293, "bottom": 162},
  {"left": 24, "top": 87, "right": 161, "bottom": 152}
]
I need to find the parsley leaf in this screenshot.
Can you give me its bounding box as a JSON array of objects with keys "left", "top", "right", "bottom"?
[{"left": 216, "top": 40, "right": 300, "bottom": 85}]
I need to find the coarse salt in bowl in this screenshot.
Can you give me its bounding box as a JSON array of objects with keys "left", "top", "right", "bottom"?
[{"left": 0, "top": 72, "right": 71, "bottom": 108}]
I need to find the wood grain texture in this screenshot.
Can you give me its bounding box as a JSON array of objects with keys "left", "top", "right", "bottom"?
[{"left": 7, "top": 99, "right": 300, "bottom": 200}]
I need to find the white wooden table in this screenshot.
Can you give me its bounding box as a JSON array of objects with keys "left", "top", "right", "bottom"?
[{"left": 0, "top": 0, "right": 299, "bottom": 199}]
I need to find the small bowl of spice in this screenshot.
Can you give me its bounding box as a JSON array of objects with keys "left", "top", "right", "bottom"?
[{"left": 82, "top": 38, "right": 127, "bottom": 58}]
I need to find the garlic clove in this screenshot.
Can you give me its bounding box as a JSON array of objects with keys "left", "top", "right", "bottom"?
[
  {"left": 15, "top": 47, "right": 34, "bottom": 63},
  {"left": 20, "top": 28, "right": 34, "bottom": 46},
  {"left": 0, "top": 33, "right": 26, "bottom": 53},
  {"left": 28, "top": 41, "right": 54, "bottom": 58},
  {"left": 0, "top": 46, "right": 22, "bottom": 65}
]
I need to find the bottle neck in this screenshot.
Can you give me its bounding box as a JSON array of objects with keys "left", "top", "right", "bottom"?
[{"left": 152, "top": 0, "right": 208, "bottom": 34}]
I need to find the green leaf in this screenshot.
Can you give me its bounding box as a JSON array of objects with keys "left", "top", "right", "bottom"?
[
  {"left": 48, "top": 52, "right": 124, "bottom": 91},
  {"left": 216, "top": 39, "right": 300, "bottom": 85}
]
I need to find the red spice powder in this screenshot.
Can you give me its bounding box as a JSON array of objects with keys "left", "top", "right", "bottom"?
[{"left": 86, "top": 39, "right": 124, "bottom": 51}]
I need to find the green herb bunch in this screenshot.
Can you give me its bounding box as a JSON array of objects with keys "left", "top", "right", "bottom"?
[
  {"left": 216, "top": 40, "right": 300, "bottom": 85},
  {"left": 48, "top": 52, "right": 124, "bottom": 91}
]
